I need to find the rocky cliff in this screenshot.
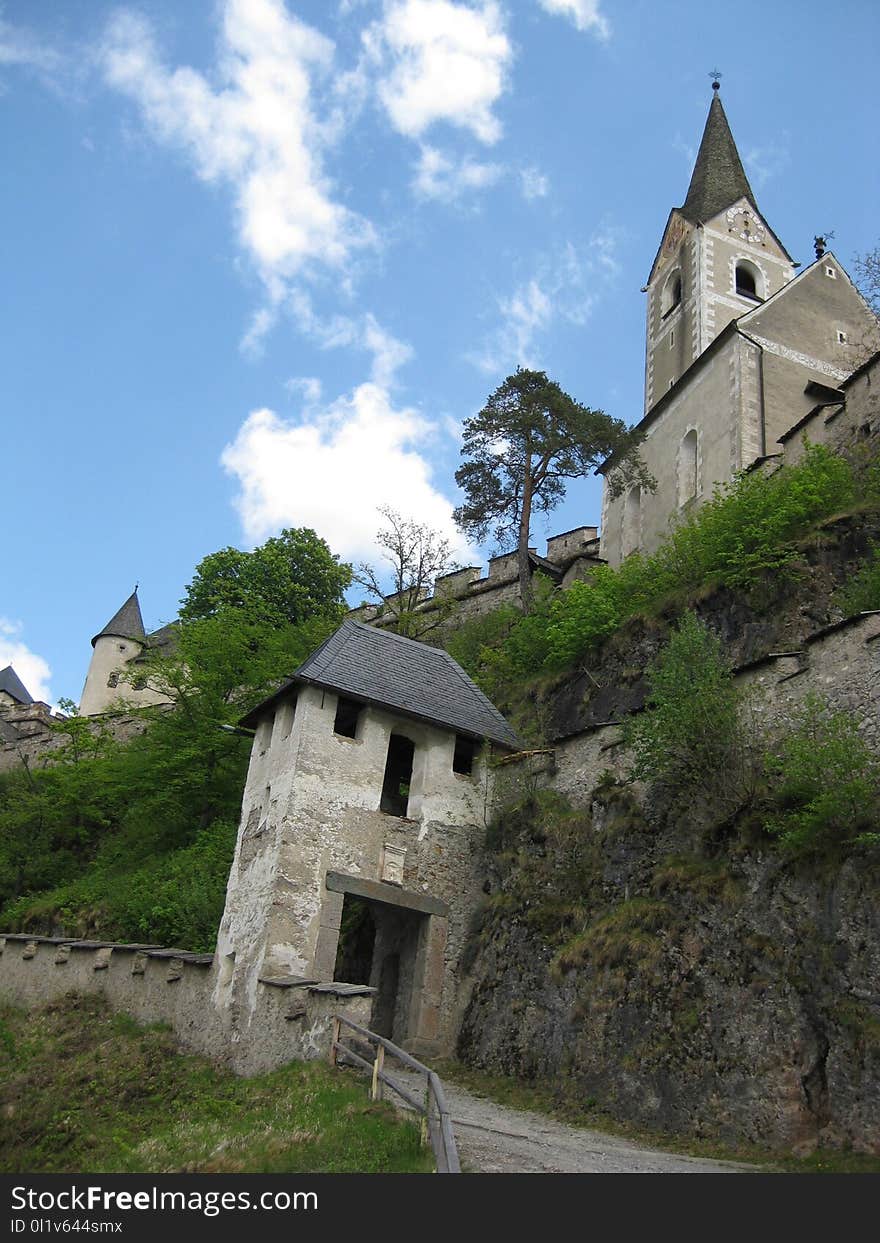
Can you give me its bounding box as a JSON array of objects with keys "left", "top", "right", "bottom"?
[{"left": 457, "top": 515, "right": 880, "bottom": 1154}]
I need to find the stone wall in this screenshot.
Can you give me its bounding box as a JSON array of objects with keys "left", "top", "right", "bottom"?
[
  {"left": 0, "top": 703, "right": 153, "bottom": 775},
  {"left": 0, "top": 933, "right": 371, "bottom": 1076},
  {"left": 351, "top": 526, "right": 600, "bottom": 634}
]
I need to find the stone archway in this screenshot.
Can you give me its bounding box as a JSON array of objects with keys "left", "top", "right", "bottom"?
[{"left": 318, "top": 871, "right": 448, "bottom": 1051}]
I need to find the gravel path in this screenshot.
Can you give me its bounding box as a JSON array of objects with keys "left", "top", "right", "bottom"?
[{"left": 383, "top": 1064, "right": 759, "bottom": 1174}]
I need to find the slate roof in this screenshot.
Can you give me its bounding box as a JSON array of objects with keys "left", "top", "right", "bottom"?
[
  {"left": 91, "top": 590, "right": 146, "bottom": 648},
  {"left": 680, "top": 92, "right": 757, "bottom": 225},
  {"left": 241, "top": 618, "right": 520, "bottom": 749},
  {"left": 0, "top": 665, "right": 33, "bottom": 705}
]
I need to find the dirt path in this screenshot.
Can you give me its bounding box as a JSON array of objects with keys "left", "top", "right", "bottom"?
[{"left": 385, "top": 1065, "right": 759, "bottom": 1174}]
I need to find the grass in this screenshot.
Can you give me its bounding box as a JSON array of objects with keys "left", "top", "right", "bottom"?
[
  {"left": 0, "top": 994, "right": 433, "bottom": 1174},
  {"left": 435, "top": 1060, "right": 880, "bottom": 1174}
]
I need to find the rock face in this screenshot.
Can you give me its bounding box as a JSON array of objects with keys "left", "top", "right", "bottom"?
[
  {"left": 457, "top": 521, "right": 880, "bottom": 1155},
  {"left": 458, "top": 788, "right": 880, "bottom": 1154}
]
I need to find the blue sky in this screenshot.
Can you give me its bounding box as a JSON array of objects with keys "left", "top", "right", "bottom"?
[{"left": 2, "top": 0, "right": 878, "bottom": 705}]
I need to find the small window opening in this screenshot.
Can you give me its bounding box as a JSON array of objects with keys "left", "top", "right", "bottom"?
[
  {"left": 735, "top": 262, "right": 759, "bottom": 299},
  {"left": 679, "top": 429, "right": 698, "bottom": 506},
  {"left": 106, "top": 673, "right": 119, "bottom": 688},
  {"left": 660, "top": 272, "right": 682, "bottom": 319},
  {"left": 381, "top": 734, "right": 415, "bottom": 817},
  {"left": 334, "top": 696, "right": 363, "bottom": 739},
  {"left": 453, "top": 734, "right": 476, "bottom": 776},
  {"left": 669, "top": 329, "right": 675, "bottom": 348},
  {"left": 280, "top": 694, "right": 297, "bottom": 740},
  {"left": 826, "top": 266, "right": 836, "bottom": 279},
  {"left": 837, "top": 330, "right": 848, "bottom": 344}
]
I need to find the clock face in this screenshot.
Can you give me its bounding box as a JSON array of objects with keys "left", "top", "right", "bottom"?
[{"left": 726, "top": 206, "right": 765, "bottom": 244}]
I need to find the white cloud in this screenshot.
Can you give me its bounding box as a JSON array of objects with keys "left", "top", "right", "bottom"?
[
  {"left": 221, "top": 382, "right": 468, "bottom": 562},
  {"left": 367, "top": 0, "right": 512, "bottom": 144},
  {"left": 0, "top": 13, "right": 62, "bottom": 77},
  {"left": 0, "top": 619, "right": 52, "bottom": 706},
  {"left": 413, "top": 144, "right": 501, "bottom": 200},
  {"left": 519, "top": 166, "right": 549, "bottom": 200},
  {"left": 536, "top": 0, "right": 610, "bottom": 39},
  {"left": 471, "top": 233, "right": 621, "bottom": 373},
  {"left": 285, "top": 288, "right": 412, "bottom": 386},
  {"left": 101, "top": 0, "right": 375, "bottom": 290},
  {"left": 745, "top": 139, "right": 790, "bottom": 189}
]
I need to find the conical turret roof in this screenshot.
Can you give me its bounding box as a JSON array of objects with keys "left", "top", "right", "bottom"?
[
  {"left": 0, "top": 665, "right": 33, "bottom": 705},
  {"left": 91, "top": 590, "right": 146, "bottom": 648},
  {"left": 680, "top": 91, "right": 757, "bottom": 224}
]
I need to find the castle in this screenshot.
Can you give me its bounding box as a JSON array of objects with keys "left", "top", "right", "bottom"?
[
  {"left": 2, "top": 88, "right": 874, "bottom": 722},
  {"left": 2, "top": 90, "right": 878, "bottom": 1127}
]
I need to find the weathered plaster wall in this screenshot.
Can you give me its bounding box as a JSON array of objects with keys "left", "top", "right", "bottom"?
[
  {"left": 0, "top": 934, "right": 371, "bottom": 1076},
  {"left": 216, "top": 684, "right": 493, "bottom": 1055}
]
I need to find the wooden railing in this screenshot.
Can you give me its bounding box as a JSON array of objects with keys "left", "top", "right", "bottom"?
[{"left": 329, "top": 1015, "right": 461, "bottom": 1174}]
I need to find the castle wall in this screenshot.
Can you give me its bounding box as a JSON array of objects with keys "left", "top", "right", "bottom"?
[{"left": 0, "top": 934, "right": 371, "bottom": 1076}]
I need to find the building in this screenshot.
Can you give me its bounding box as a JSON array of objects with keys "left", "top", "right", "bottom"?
[
  {"left": 79, "top": 589, "right": 175, "bottom": 716},
  {"left": 599, "top": 85, "right": 876, "bottom": 567},
  {"left": 214, "top": 618, "right": 518, "bottom": 1055}
]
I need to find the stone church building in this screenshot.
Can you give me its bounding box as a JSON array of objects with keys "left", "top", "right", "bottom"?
[{"left": 599, "top": 85, "right": 876, "bottom": 566}]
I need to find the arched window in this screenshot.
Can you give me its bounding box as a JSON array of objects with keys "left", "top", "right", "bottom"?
[
  {"left": 621, "top": 486, "right": 641, "bottom": 558},
  {"left": 735, "top": 261, "right": 761, "bottom": 301},
  {"left": 679, "top": 429, "right": 698, "bottom": 506},
  {"left": 660, "top": 270, "right": 682, "bottom": 318}
]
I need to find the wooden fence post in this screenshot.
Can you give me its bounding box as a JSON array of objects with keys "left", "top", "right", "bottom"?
[
  {"left": 370, "top": 1044, "right": 385, "bottom": 1101},
  {"left": 329, "top": 1015, "right": 340, "bottom": 1066}
]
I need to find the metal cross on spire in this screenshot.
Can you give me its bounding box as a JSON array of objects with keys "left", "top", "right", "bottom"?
[{"left": 709, "top": 69, "right": 722, "bottom": 91}]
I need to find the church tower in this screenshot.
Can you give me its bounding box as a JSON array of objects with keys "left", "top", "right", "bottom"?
[{"left": 643, "top": 82, "right": 795, "bottom": 412}]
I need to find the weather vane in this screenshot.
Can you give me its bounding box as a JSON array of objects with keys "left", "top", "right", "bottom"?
[{"left": 709, "top": 69, "right": 722, "bottom": 91}]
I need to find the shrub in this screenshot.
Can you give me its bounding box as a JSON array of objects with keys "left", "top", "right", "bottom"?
[
  {"left": 621, "top": 612, "right": 760, "bottom": 810},
  {"left": 764, "top": 695, "right": 880, "bottom": 853},
  {"left": 835, "top": 546, "right": 880, "bottom": 614}
]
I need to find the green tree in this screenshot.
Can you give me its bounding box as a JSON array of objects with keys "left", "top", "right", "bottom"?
[
  {"left": 453, "top": 368, "right": 653, "bottom": 611},
  {"left": 179, "top": 527, "right": 351, "bottom": 627}
]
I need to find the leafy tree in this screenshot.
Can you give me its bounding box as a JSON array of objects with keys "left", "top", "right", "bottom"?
[
  {"left": 179, "top": 527, "right": 351, "bottom": 627},
  {"left": 453, "top": 368, "right": 653, "bottom": 611}
]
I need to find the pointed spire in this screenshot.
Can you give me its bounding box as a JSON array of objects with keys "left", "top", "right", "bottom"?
[
  {"left": 680, "top": 91, "right": 757, "bottom": 225},
  {"left": 91, "top": 589, "right": 146, "bottom": 648}
]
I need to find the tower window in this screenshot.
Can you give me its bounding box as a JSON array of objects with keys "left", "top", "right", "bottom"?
[
  {"left": 735, "top": 261, "right": 761, "bottom": 300},
  {"left": 679, "top": 429, "right": 698, "bottom": 506},
  {"left": 453, "top": 734, "right": 476, "bottom": 776},
  {"left": 837, "top": 330, "right": 848, "bottom": 344},
  {"left": 660, "top": 271, "right": 682, "bottom": 319},
  {"left": 380, "top": 734, "right": 415, "bottom": 817},
  {"left": 621, "top": 486, "right": 642, "bottom": 558},
  {"left": 334, "top": 695, "right": 363, "bottom": 739},
  {"left": 669, "top": 330, "right": 675, "bottom": 348},
  {"left": 107, "top": 673, "right": 119, "bottom": 688},
  {"left": 825, "top": 266, "right": 836, "bottom": 279}
]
